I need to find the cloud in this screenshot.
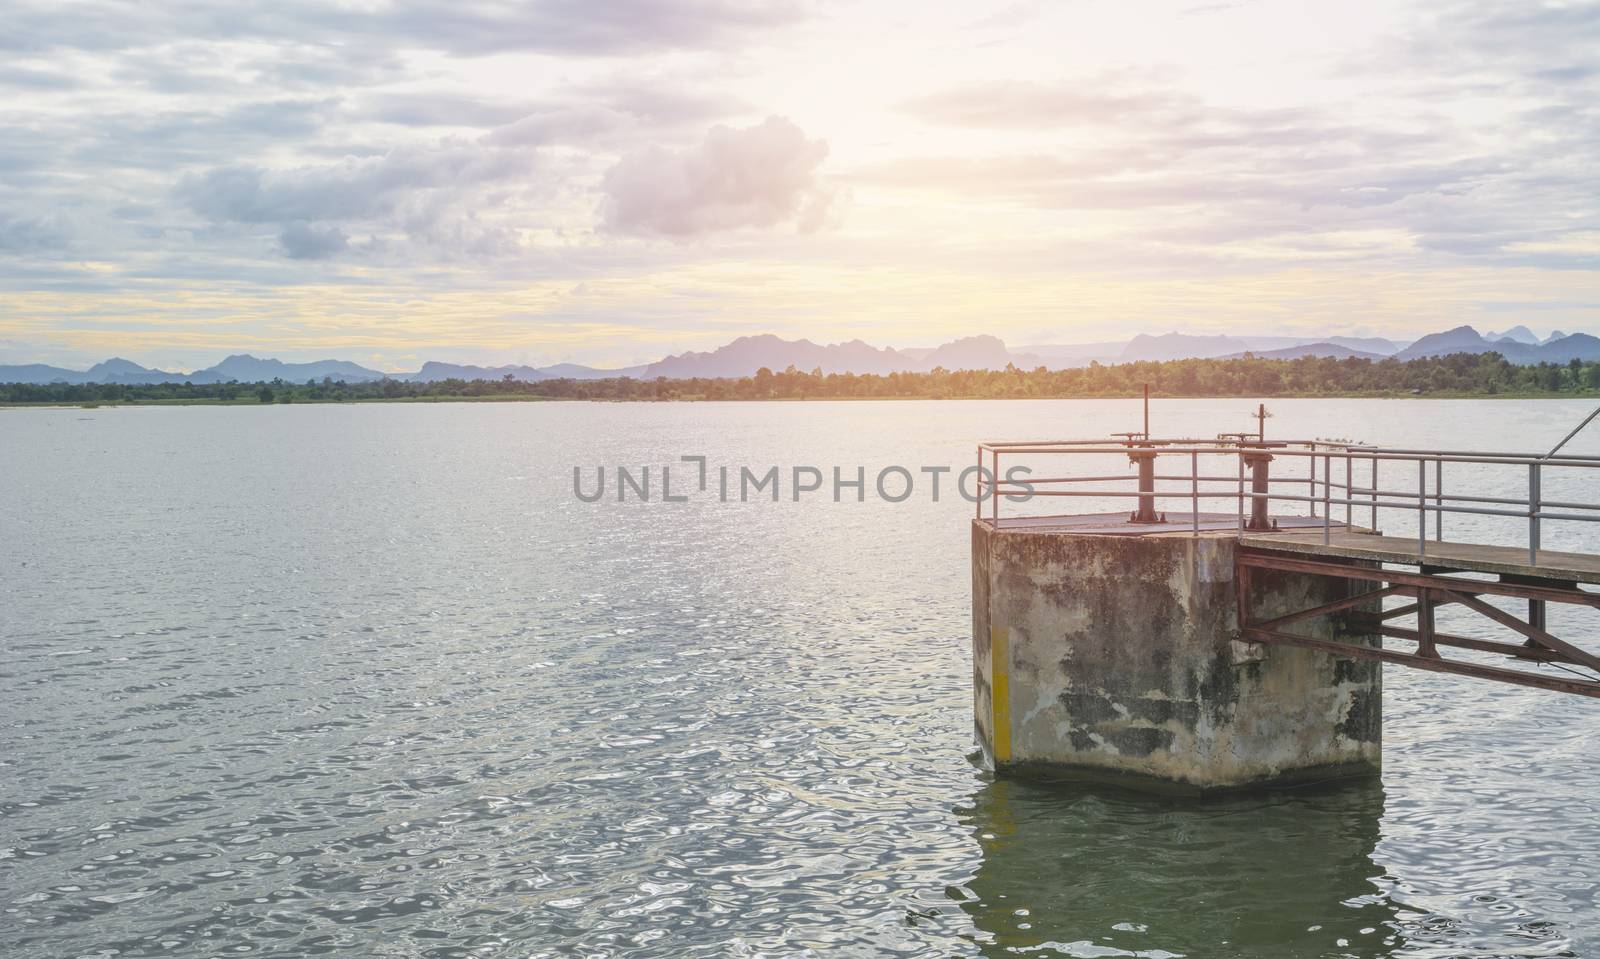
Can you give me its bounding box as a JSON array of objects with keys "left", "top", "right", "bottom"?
[
  {"left": 900, "top": 81, "right": 1193, "bottom": 128},
  {"left": 0, "top": 64, "right": 82, "bottom": 90},
  {"left": 600, "top": 116, "right": 834, "bottom": 236},
  {"left": 1, "top": 0, "right": 809, "bottom": 58},
  {"left": 878, "top": 63, "right": 1600, "bottom": 266},
  {"left": 364, "top": 82, "right": 747, "bottom": 145},
  {"left": 364, "top": 79, "right": 753, "bottom": 152},
  {"left": 571, "top": 81, "right": 748, "bottom": 126},
  {"left": 364, "top": 93, "right": 544, "bottom": 129},
  {"left": 0, "top": 211, "right": 70, "bottom": 252},
  {"left": 65, "top": 98, "right": 343, "bottom": 173},
  {"left": 964, "top": 2, "right": 1047, "bottom": 31},
  {"left": 176, "top": 138, "right": 540, "bottom": 259},
  {"left": 279, "top": 221, "right": 349, "bottom": 259},
  {"left": 1408, "top": 1, "right": 1600, "bottom": 81},
  {"left": 1180, "top": 1, "right": 1250, "bottom": 15},
  {"left": 5, "top": 0, "right": 1599, "bottom": 367},
  {"left": 485, "top": 107, "right": 633, "bottom": 146},
  {"left": 179, "top": 142, "right": 532, "bottom": 224}
]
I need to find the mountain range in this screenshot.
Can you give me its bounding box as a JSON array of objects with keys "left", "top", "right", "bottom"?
[
  {"left": 1391, "top": 326, "right": 1600, "bottom": 362},
  {"left": 3, "top": 326, "right": 1596, "bottom": 385}
]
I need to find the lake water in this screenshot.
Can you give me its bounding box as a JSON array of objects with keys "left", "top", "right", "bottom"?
[{"left": 3, "top": 398, "right": 1599, "bottom": 958}]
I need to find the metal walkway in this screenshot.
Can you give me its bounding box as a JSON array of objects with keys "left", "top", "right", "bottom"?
[
  {"left": 1238, "top": 534, "right": 1600, "bottom": 698},
  {"left": 1242, "top": 528, "right": 1600, "bottom": 586},
  {"left": 975, "top": 434, "right": 1600, "bottom": 697}
]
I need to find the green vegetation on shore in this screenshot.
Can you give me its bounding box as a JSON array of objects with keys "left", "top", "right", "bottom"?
[{"left": 4, "top": 352, "right": 1599, "bottom": 407}]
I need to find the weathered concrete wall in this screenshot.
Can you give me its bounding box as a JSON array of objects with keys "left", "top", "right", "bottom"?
[{"left": 973, "top": 521, "right": 1381, "bottom": 792}]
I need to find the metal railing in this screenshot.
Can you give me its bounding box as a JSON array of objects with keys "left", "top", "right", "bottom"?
[{"left": 975, "top": 437, "right": 1600, "bottom": 565}]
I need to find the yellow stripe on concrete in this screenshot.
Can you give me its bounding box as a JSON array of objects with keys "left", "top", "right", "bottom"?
[{"left": 990, "top": 625, "right": 1012, "bottom": 763}]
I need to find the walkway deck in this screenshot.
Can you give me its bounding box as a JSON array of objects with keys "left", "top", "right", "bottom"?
[
  {"left": 1241, "top": 529, "right": 1600, "bottom": 586},
  {"left": 984, "top": 511, "right": 1341, "bottom": 537}
]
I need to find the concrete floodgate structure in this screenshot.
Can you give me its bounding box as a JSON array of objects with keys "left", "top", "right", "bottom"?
[
  {"left": 972, "top": 517, "right": 1383, "bottom": 794},
  {"left": 970, "top": 425, "right": 1600, "bottom": 793}
]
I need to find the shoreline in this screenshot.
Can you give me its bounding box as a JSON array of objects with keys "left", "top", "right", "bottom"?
[{"left": 4, "top": 390, "right": 1596, "bottom": 409}]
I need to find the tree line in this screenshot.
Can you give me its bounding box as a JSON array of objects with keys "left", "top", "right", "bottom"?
[{"left": 5, "top": 351, "right": 1600, "bottom": 405}]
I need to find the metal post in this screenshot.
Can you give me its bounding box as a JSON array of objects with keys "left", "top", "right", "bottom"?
[
  {"left": 1417, "top": 587, "right": 1437, "bottom": 658},
  {"left": 1417, "top": 458, "right": 1427, "bottom": 558},
  {"left": 1310, "top": 448, "right": 1317, "bottom": 518},
  {"left": 1191, "top": 450, "right": 1199, "bottom": 535},
  {"left": 1243, "top": 451, "right": 1273, "bottom": 531},
  {"left": 1371, "top": 456, "right": 1379, "bottom": 532},
  {"left": 1237, "top": 453, "right": 1245, "bottom": 536},
  {"left": 1435, "top": 459, "right": 1443, "bottom": 542},
  {"left": 1529, "top": 463, "right": 1541, "bottom": 566},
  {"left": 975, "top": 447, "right": 982, "bottom": 520},
  {"left": 1323, "top": 453, "right": 1331, "bottom": 544},
  {"left": 991, "top": 449, "right": 999, "bottom": 524},
  {"left": 1129, "top": 450, "right": 1159, "bottom": 523},
  {"left": 1345, "top": 455, "right": 1352, "bottom": 528}
]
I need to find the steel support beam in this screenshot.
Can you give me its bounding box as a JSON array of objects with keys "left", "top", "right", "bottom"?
[
  {"left": 1237, "top": 547, "right": 1600, "bottom": 698},
  {"left": 1242, "top": 625, "right": 1600, "bottom": 699}
]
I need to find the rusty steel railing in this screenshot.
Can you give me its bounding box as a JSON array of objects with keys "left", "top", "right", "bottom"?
[{"left": 974, "top": 437, "right": 1600, "bottom": 565}]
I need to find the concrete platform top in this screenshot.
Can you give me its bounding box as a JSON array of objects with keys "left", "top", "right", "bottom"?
[
  {"left": 976, "top": 511, "right": 1600, "bottom": 584},
  {"left": 1240, "top": 528, "right": 1600, "bottom": 585},
  {"left": 978, "top": 511, "right": 1348, "bottom": 537}
]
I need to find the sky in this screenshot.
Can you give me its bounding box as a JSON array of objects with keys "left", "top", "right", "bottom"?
[{"left": 3, "top": 0, "right": 1599, "bottom": 372}]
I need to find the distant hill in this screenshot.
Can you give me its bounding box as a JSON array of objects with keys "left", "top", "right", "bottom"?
[
  {"left": 187, "top": 354, "right": 388, "bottom": 384},
  {"left": 1394, "top": 326, "right": 1600, "bottom": 364},
  {"left": 85, "top": 358, "right": 186, "bottom": 383},
  {"left": 1018, "top": 341, "right": 1127, "bottom": 364},
  {"left": 644, "top": 335, "right": 900, "bottom": 377},
  {"left": 405, "top": 360, "right": 648, "bottom": 383},
  {"left": 0, "top": 354, "right": 391, "bottom": 386},
  {"left": 1323, "top": 336, "right": 1403, "bottom": 355},
  {"left": 641, "top": 333, "right": 1044, "bottom": 378},
  {"left": 0, "top": 326, "right": 1590, "bottom": 386},
  {"left": 0, "top": 363, "right": 93, "bottom": 385},
  {"left": 0, "top": 358, "right": 187, "bottom": 385},
  {"left": 539, "top": 362, "right": 650, "bottom": 380},
  {"left": 916, "top": 335, "right": 1043, "bottom": 372},
  {"left": 1119, "top": 333, "right": 1252, "bottom": 362},
  {"left": 1486, "top": 325, "right": 1539, "bottom": 345},
  {"left": 1395, "top": 326, "right": 1505, "bottom": 360},
  {"left": 1534, "top": 332, "right": 1600, "bottom": 362},
  {"left": 1023, "top": 334, "right": 1402, "bottom": 367},
  {"left": 1221, "top": 343, "right": 1387, "bottom": 361},
  {"left": 407, "top": 361, "right": 548, "bottom": 383}
]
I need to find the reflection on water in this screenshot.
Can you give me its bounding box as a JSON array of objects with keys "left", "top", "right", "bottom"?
[{"left": 961, "top": 776, "right": 1394, "bottom": 958}]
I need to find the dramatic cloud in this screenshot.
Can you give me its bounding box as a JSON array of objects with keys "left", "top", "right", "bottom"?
[
  {"left": 600, "top": 116, "right": 834, "bottom": 236},
  {"left": 3, "top": 0, "right": 1599, "bottom": 370}
]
